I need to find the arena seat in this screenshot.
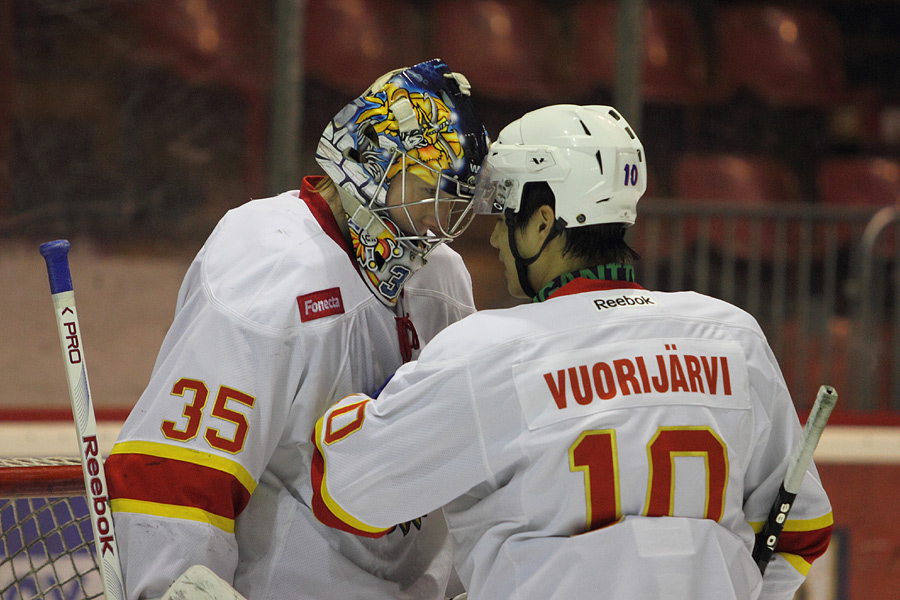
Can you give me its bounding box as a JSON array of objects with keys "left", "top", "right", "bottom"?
[
  {"left": 432, "top": 0, "right": 568, "bottom": 102},
  {"left": 119, "top": 0, "right": 271, "bottom": 96},
  {"left": 674, "top": 154, "right": 804, "bottom": 259},
  {"left": 117, "top": 0, "right": 273, "bottom": 195},
  {"left": 573, "top": 0, "right": 711, "bottom": 105},
  {"left": 818, "top": 156, "right": 900, "bottom": 253},
  {"left": 677, "top": 154, "right": 803, "bottom": 205},
  {"left": 777, "top": 316, "right": 852, "bottom": 411},
  {"left": 304, "top": 0, "right": 427, "bottom": 95},
  {"left": 714, "top": 4, "right": 847, "bottom": 107},
  {"left": 818, "top": 157, "right": 900, "bottom": 208}
]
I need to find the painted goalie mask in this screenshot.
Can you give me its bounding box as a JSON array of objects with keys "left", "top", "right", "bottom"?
[{"left": 316, "top": 58, "right": 490, "bottom": 306}]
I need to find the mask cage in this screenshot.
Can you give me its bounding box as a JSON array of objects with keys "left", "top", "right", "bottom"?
[{"left": 367, "top": 149, "right": 477, "bottom": 258}]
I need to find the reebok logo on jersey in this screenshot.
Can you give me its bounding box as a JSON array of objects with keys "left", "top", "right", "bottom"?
[
  {"left": 593, "top": 294, "right": 656, "bottom": 311},
  {"left": 298, "top": 288, "right": 344, "bottom": 322}
]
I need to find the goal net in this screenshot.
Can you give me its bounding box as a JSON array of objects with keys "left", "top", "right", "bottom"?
[{"left": 0, "top": 457, "right": 104, "bottom": 600}]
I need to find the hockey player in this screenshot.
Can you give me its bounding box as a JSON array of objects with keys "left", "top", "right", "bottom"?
[
  {"left": 105, "top": 59, "right": 490, "bottom": 600},
  {"left": 309, "top": 105, "right": 833, "bottom": 600}
]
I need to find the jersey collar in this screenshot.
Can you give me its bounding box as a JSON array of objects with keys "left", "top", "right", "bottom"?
[
  {"left": 300, "top": 177, "right": 420, "bottom": 309},
  {"left": 300, "top": 176, "right": 356, "bottom": 266},
  {"left": 535, "top": 263, "right": 643, "bottom": 302}
]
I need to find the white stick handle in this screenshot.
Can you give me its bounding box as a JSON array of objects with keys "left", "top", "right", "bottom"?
[
  {"left": 753, "top": 384, "right": 838, "bottom": 574},
  {"left": 784, "top": 385, "right": 839, "bottom": 494},
  {"left": 40, "top": 239, "right": 126, "bottom": 600}
]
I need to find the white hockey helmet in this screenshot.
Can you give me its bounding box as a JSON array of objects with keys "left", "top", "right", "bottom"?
[{"left": 473, "top": 105, "right": 646, "bottom": 226}]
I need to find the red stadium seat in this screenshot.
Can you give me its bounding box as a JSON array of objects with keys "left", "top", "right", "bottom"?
[
  {"left": 119, "top": 0, "right": 272, "bottom": 95},
  {"left": 432, "top": 0, "right": 568, "bottom": 102},
  {"left": 674, "top": 154, "right": 804, "bottom": 259},
  {"left": 573, "top": 0, "right": 711, "bottom": 104},
  {"left": 715, "top": 4, "right": 847, "bottom": 107},
  {"left": 818, "top": 157, "right": 900, "bottom": 208},
  {"left": 677, "top": 154, "right": 802, "bottom": 205},
  {"left": 777, "top": 317, "right": 851, "bottom": 412},
  {"left": 117, "top": 0, "right": 273, "bottom": 195},
  {"left": 304, "top": 0, "right": 428, "bottom": 95},
  {"left": 818, "top": 156, "right": 900, "bottom": 253}
]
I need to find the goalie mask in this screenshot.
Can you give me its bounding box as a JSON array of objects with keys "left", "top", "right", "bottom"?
[
  {"left": 316, "top": 58, "right": 490, "bottom": 306},
  {"left": 472, "top": 104, "right": 646, "bottom": 297}
]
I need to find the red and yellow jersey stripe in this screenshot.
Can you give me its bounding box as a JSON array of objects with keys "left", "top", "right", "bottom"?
[
  {"left": 750, "top": 512, "right": 834, "bottom": 575},
  {"left": 106, "top": 440, "right": 256, "bottom": 534},
  {"left": 309, "top": 416, "right": 392, "bottom": 539}
]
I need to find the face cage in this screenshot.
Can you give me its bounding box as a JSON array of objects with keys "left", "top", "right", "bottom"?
[{"left": 368, "top": 149, "right": 477, "bottom": 258}]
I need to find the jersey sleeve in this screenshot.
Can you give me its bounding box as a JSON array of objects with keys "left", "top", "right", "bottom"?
[
  {"left": 106, "top": 254, "right": 297, "bottom": 599},
  {"left": 309, "top": 356, "right": 492, "bottom": 535},
  {"left": 742, "top": 340, "right": 833, "bottom": 599}
]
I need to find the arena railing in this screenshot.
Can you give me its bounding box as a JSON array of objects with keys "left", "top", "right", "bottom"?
[{"left": 631, "top": 199, "right": 898, "bottom": 412}]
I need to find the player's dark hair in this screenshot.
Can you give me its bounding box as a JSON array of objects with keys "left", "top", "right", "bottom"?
[{"left": 512, "top": 181, "right": 640, "bottom": 264}]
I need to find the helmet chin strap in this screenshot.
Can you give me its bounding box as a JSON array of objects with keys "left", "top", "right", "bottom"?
[
  {"left": 335, "top": 185, "right": 386, "bottom": 238},
  {"left": 504, "top": 209, "right": 567, "bottom": 299}
]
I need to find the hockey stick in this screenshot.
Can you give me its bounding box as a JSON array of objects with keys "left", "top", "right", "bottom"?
[
  {"left": 752, "top": 384, "right": 838, "bottom": 575},
  {"left": 40, "top": 239, "right": 126, "bottom": 600}
]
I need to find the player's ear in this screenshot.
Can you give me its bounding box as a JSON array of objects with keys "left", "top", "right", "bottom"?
[
  {"left": 517, "top": 204, "right": 557, "bottom": 256},
  {"left": 535, "top": 204, "right": 557, "bottom": 238}
]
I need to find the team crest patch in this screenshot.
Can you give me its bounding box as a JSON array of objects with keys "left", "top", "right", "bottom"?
[{"left": 298, "top": 288, "right": 344, "bottom": 322}]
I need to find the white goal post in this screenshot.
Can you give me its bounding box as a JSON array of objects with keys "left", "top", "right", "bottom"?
[{"left": 0, "top": 457, "right": 105, "bottom": 599}]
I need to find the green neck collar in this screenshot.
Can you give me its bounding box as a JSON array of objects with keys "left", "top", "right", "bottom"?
[{"left": 533, "top": 263, "right": 635, "bottom": 302}]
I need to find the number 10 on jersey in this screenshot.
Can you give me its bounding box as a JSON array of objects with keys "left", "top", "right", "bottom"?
[{"left": 569, "top": 426, "right": 728, "bottom": 531}]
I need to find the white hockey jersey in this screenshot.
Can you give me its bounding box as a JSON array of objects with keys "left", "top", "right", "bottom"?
[
  {"left": 107, "top": 177, "right": 476, "bottom": 600},
  {"left": 311, "top": 278, "right": 833, "bottom": 600}
]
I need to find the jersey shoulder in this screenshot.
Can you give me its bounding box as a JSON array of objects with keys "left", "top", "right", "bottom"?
[
  {"left": 416, "top": 287, "right": 768, "bottom": 366},
  {"left": 656, "top": 290, "right": 765, "bottom": 335},
  {"left": 195, "top": 192, "right": 368, "bottom": 327},
  {"left": 413, "top": 302, "right": 534, "bottom": 364}
]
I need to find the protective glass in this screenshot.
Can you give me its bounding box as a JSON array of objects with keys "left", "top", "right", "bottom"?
[
  {"left": 472, "top": 142, "right": 567, "bottom": 216},
  {"left": 472, "top": 158, "right": 522, "bottom": 217}
]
